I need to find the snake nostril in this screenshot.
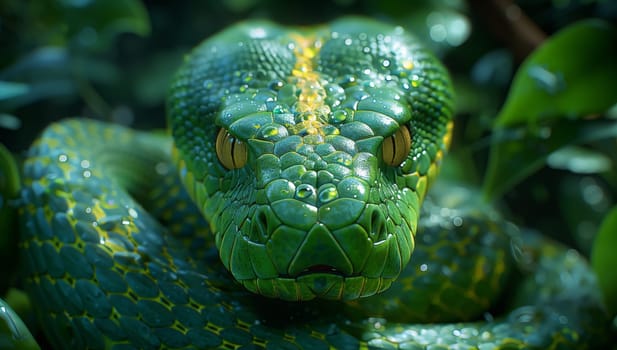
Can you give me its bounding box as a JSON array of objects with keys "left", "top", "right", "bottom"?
[
  {"left": 250, "top": 207, "right": 271, "bottom": 243},
  {"left": 370, "top": 207, "right": 387, "bottom": 242}
]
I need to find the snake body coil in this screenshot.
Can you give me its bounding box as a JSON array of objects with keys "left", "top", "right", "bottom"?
[{"left": 15, "top": 17, "right": 611, "bottom": 349}]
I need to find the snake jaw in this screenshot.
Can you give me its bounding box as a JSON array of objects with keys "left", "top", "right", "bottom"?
[
  {"left": 218, "top": 197, "right": 416, "bottom": 301},
  {"left": 194, "top": 164, "right": 418, "bottom": 301}
]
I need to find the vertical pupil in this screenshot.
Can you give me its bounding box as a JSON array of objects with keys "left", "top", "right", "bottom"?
[
  {"left": 230, "top": 136, "right": 237, "bottom": 168},
  {"left": 389, "top": 136, "right": 397, "bottom": 164}
]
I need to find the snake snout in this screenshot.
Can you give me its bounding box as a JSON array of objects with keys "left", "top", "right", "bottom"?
[{"left": 287, "top": 223, "right": 354, "bottom": 277}]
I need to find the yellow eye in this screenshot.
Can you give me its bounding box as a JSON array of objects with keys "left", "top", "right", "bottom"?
[
  {"left": 215, "top": 129, "right": 248, "bottom": 169},
  {"left": 382, "top": 125, "right": 412, "bottom": 166}
]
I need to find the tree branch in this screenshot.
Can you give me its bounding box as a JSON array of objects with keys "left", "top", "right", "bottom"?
[{"left": 467, "top": 0, "right": 547, "bottom": 62}]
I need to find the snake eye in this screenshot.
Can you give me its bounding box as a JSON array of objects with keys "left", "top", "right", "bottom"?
[
  {"left": 216, "top": 129, "right": 248, "bottom": 169},
  {"left": 382, "top": 125, "right": 412, "bottom": 167}
]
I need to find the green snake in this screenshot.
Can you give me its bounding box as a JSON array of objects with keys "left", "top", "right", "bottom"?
[{"left": 2, "top": 17, "right": 613, "bottom": 349}]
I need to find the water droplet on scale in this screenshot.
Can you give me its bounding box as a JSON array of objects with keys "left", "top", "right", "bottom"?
[
  {"left": 203, "top": 80, "right": 214, "bottom": 89},
  {"left": 128, "top": 208, "right": 139, "bottom": 219},
  {"left": 318, "top": 186, "right": 338, "bottom": 203},
  {"left": 331, "top": 109, "right": 349, "bottom": 123},
  {"left": 296, "top": 184, "right": 314, "bottom": 199}
]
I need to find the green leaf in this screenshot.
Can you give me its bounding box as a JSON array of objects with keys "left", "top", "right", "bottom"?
[
  {"left": 0, "top": 82, "right": 29, "bottom": 101},
  {"left": 0, "top": 48, "right": 76, "bottom": 110},
  {"left": 483, "top": 119, "right": 617, "bottom": 199},
  {"left": 0, "top": 143, "right": 21, "bottom": 295},
  {"left": 0, "top": 46, "right": 121, "bottom": 111},
  {"left": 62, "top": 0, "right": 151, "bottom": 49},
  {"left": 0, "top": 144, "right": 20, "bottom": 199},
  {"left": 483, "top": 19, "right": 617, "bottom": 199},
  {"left": 0, "top": 114, "right": 21, "bottom": 130},
  {"left": 496, "top": 19, "right": 617, "bottom": 126},
  {"left": 0, "top": 294, "right": 40, "bottom": 350},
  {"left": 546, "top": 145, "right": 612, "bottom": 174},
  {"left": 591, "top": 206, "right": 617, "bottom": 317}
]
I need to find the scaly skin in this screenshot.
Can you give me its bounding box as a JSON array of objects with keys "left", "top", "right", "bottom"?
[
  {"left": 168, "top": 17, "right": 453, "bottom": 301},
  {"left": 4, "top": 17, "right": 612, "bottom": 349}
]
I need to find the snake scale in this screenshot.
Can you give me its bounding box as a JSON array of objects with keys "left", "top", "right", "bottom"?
[{"left": 3, "top": 17, "right": 612, "bottom": 349}]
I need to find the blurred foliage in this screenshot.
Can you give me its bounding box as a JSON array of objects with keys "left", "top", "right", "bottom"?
[
  {"left": 0, "top": 142, "right": 20, "bottom": 297},
  {"left": 1, "top": 0, "right": 616, "bottom": 322},
  {"left": 494, "top": 20, "right": 617, "bottom": 128},
  {"left": 0, "top": 290, "right": 39, "bottom": 350},
  {"left": 483, "top": 18, "right": 617, "bottom": 198},
  {"left": 592, "top": 205, "right": 617, "bottom": 317}
]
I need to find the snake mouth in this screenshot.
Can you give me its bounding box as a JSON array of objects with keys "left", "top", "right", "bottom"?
[{"left": 298, "top": 265, "right": 346, "bottom": 277}]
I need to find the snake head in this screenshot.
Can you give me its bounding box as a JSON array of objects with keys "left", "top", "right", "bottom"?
[{"left": 168, "top": 17, "right": 453, "bottom": 301}]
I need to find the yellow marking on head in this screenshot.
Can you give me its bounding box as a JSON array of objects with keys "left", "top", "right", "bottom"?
[
  {"left": 443, "top": 121, "right": 454, "bottom": 150},
  {"left": 402, "top": 59, "right": 414, "bottom": 70},
  {"left": 424, "top": 120, "right": 454, "bottom": 194},
  {"left": 288, "top": 33, "right": 330, "bottom": 137}
]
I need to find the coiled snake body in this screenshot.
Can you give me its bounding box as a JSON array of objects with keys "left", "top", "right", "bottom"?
[{"left": 8, "top": 17, "right": 611, "bottom": 349}]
